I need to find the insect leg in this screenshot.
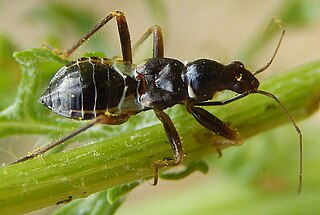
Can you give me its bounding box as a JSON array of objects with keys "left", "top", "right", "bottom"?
[
  {"left": 194, "top": 93, "right": 249, "bottom": 106},
  {"left": 12, "top": 116, "right": 104, "bottom": 164},
  {"left": 153, "top": 109, "right": 184, "bottom": 185},
  {"left": 132, "top": 25, "right": 164, "bottom": 58},
  {"left": 186, "top": 105, "right": 243, "bottom": 144},
  {"left": 194, "top": 91, "right": 303, "bottom": 193},
  {"left": 63, "top": 10, "right": 133, "bottom": 62}
]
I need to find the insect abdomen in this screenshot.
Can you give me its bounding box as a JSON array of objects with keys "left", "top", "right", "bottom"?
[{"left": 41, "top": 57, "right": 130, "bottom": 120}]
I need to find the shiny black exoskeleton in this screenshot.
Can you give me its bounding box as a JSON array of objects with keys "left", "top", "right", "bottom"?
[
  {"left": 41, "top": 57, "right": 139, "bottom": 120},
  {"left": 15, "top": 11, "right": 302, "bottom": 190},
  {"left": 41, "top": 57, "right": 258, "bottom": 121}
]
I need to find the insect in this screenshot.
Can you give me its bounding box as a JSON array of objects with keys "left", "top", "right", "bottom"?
[{"left": 14, "top": 11, "right": 302, "bottom": 191}]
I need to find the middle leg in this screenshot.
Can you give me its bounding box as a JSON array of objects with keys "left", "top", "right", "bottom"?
[
  {"left": 132, "top": 25, "right": 164, "bottom": 58},
  {"left": 153, "top": 109, "right": 184, "bottom": 185}
]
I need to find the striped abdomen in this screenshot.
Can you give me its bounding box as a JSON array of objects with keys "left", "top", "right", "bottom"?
[{"left": 41, "top": 57, "right": 141, "bottom": 120}]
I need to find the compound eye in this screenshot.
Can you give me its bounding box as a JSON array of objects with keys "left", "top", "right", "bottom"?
[{"left": 232, "top": 61, "right": 244, "bottom": 68}]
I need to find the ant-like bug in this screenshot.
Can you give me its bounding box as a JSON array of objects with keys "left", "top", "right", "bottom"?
[{"left": 13, "top": 11, "right": 302, "bottom": 192}]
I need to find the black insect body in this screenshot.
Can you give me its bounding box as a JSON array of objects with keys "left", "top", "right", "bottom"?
[
  {"left": 41, "top": 57, "right": 141, "bottom": 121},
  {"left": 14, "top": 11, "right": 302, "bottom": 191},
  {"left": 135, "top": 58, "right": 187, "bottom": 109}
]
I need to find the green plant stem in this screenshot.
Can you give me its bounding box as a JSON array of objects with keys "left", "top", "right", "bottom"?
[{"left": 0, "top": 61, "right": 319, "bottom": 214}]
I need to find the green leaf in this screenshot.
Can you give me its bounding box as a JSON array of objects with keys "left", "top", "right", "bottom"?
[
  {"left": 160, "top": 160, "right": 209, "bottom": 180},
  {"left": 107, "top": 180, "right": 143, "bottom": 203},
  {"left": 240, "top": 0, "right": 320, "bottom": 64},
  {"left": 279, "top": 0, "right": 320, "bottom": 26},
  {"left": 0, "top": 33, "right": 20, "bottom": 109},
  {"left": 52, "top": 190, "right": 124, "bottom": 215}
]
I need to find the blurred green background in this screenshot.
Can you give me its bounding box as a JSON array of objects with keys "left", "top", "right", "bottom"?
[{"left": 0, "top": 0, "right": 319, "bottom": 214}]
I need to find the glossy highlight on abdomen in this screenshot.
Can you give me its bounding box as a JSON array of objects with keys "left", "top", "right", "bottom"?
[{"left": 41, "top": 57, "right": 125, "bottom": 120}]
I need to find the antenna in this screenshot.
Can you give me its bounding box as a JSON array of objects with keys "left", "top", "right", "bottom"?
[
  {"left": 255, "top": 90, "right": 303, "bottom": 193},
  {"left": 253, "top": 30, "right": 285, "bottom": 75}
]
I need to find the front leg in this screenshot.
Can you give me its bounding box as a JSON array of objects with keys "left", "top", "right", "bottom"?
[
  {"left": 186, "top": 105, "right": 243, "bottom": 145},
  {"left": 153, "top": 109, "right": 184, "bottom": 185},
  {"left": 193, "top": 93, "right": 249, "bottom": 106}
]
